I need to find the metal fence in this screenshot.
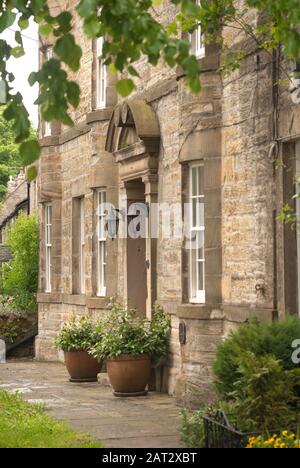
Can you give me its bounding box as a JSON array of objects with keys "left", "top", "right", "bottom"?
[{"left": 203, "top": 411, "right": 262, "bottom": 449}]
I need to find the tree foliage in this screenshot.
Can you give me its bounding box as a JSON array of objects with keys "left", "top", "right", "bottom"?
[
  {"left": 0, "top": 0, "right": 299, "bottom": 173},
  {"left": 0, "top": 213, "right": 38, "bottom": 311},
  {"left": 0, "top": 107, "right": 36, "bottom": 201},
  {"left": 0, "top": 108, "right": 22, "bottom": 200}
]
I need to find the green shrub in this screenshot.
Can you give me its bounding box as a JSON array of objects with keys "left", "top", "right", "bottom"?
[
  {"left": 180, "top": 409, "right": 206, "bottom": 448},
  {"left": 91, "top": 299, "right": 171, "bottom": 363},
  {"left": 54, "top": 316, "right": 102, "bottom": 353},
  {"left": 232, "top": 352, "right": 300, "bottom": 432},
  {"left": 0, "top": 213, "right": 38, "bottom": 311},
  {"left": 213, "top": 316, "right": 300, "bottom": 399}
]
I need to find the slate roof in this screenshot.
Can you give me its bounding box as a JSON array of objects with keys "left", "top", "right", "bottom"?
[{"left": 0, "top": 181, "right": 28, "bottom": 229}]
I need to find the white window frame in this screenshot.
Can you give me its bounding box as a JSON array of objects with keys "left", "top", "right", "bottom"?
[
  {"left": 44, "top": 121, "right": 51, "bottom": 137},
  {"left": 45, "top": 203, "right": 52, "bottom": 293},
  {"left": 44, "top": 47, "right": 53, "bottom": 137},
  {"left": 190, "top": 0, "right": 205, "bottom": 59},
  {"left": 79, "top": 198, "right": 85, "bottom": 294},
  {"left": 97, "top": 190, "right": 107, "bottom": 297},
  {"left": 189, "top": 164, "right": 205, "bottom": 304},
  {"left": 96, "top": 37, "right": 107, "bottom": 109}
]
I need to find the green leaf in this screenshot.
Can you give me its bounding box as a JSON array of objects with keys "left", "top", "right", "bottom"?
[
  {"left": 39, "top": 23, "right": 53, "bottom": 37},
  {"left": 15, "top": 31, "right": 23, "bottom": 46},
  {"left": 66, "top": 81, "right": 80, "bottom": 108},
  {"left": 18, "top": 16, "right": 29, "bottom": 30},
  {"left": 11, "top": 47, "right": 25, "bottom": 58},
  {"left": 54, "top": 34, "right": 82, "bottom": 71},
  {"left": 128, "top": 66, "right": 140, "bottom": 78},
  {"left": 28, "top": 72, "right": 37, "bottom": 87},
  {"left": 83, "top": 16, "right": 100, "bottom": 37},
  {"left": 19, "top": 140, "right": 41, "bottom": 166},
  {"left": 187, "top": 76, "right": 201, "bottom": 94},
  {"left": 116, "top": 79, "right": 135, "bottom": 97},
  {"left": 26, "top": 166, "right": 38, "bottom": 181},
  {"left": 152, "top": 0, "right": 164, "bottom": 6},
  {"left": 0, "top": 10, "right": 16, "bottom": 34},
  {"left": 77, "top": 0, "right": 98, "bottom": 18}
]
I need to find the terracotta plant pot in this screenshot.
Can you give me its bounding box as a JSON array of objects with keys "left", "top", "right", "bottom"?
[
  {"left": 107, "top": 354, "right": 151, "bottom": 397},
  {"left": 64, "top": 350, "right": 102, "bottom": 383}
]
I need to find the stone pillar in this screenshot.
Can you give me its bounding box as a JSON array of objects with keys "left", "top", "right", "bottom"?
[{"left": 143, "top": 174, "right": 158, "bottom": 319}]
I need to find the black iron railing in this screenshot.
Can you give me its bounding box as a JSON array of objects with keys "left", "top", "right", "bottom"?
[
  {"left": 203, "top": 411, "right": 263, "bottom": 449},
  {"left": 203, "top": 410, "right": 300, "bottom": 449}
]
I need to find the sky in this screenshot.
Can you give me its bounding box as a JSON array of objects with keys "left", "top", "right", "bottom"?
[{"left": 1, "top": 20, "right": 39, "bottom": 127}]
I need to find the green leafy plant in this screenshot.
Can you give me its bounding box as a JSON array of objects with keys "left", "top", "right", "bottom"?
[
  {"left": 91, "top": 299, "right": 171, "bottom": 362},
  {"left": 0, "top": 213, "right": 38, "bottom": 311},
  {"left": 231, "top": 352, "right": 300, "bottom": 432},
  {"left": 180, "top": 406, "right": 209, "bottom": 448},
  {"left": 54, "top": 316, "right": 102, "bottom": 353},
  {"left": 213, "top": 315, "right": 300, "bottom": 399}
]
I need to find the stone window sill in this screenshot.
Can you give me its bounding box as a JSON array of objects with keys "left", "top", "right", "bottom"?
[
  {"left": 86, "top": 297, "right": 108, "bottom": 309},
  {"left": 177, "top": 303, "right": 223, "bottom": 320},
  {"left": 86, "top": 107, "right": 114, "bottom": 124},
  {"left": 37, "top": 293, "right": 109, "bottom": 310}
]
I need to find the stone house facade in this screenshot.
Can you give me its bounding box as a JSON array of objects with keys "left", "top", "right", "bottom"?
[{"left": 36, "top": 0, "right": 300, "bottom": 406}]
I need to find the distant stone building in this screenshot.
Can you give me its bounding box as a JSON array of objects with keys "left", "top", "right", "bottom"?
[
  {"left": 36, "top": 0, "right": 300, "bottom": 405},
  {"left": 0, "top": 170, "right": 37, "bottom": 266}
]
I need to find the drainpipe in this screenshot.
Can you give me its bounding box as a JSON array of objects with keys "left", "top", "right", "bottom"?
[
  {"left": 272, "top": 48, "right": 280, "bottom": 321},
  {"left": 27, "top": 182, "right": 30, "bottom": 215}
]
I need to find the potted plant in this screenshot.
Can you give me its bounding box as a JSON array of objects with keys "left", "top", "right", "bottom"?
[
  {"left": 54, "top": 316, "right": 102, "bottom": 382},
  {"left": 91, "top": 300, "right": 171, "bottom": 397}
]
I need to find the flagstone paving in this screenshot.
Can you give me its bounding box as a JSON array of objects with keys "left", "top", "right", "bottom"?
[{"left": 0, "top": 360, "right": 183, "bottom": 448}]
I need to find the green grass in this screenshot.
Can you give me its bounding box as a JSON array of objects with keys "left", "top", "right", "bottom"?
[{"left": 0, "top": 391, "right": 103, "bottom": 448}]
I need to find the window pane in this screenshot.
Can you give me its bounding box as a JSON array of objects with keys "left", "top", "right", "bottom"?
[
  {"left": 99, "top": 216, "right": 106, "bottom": 239},
  {"left": 97, "top": 191, "right": 107, "bottom": 295},
  {"left": 192, "top": 198, "right": 197, "bottom": 228},
  {"left": 45, "top": 204, "right": 52, "bottom": 292},
  {"left": 197, "top": 201, "right": 204, "bottom": 227},
  {"left": 96, "top": 37, "right": 103, "bottom": 57},
  {"left": 189, "top": 164, "right": 205, "bottom": 303},
  {"left": 197, "top": 261, "right": 205, "bottom": 291},
  {"left": 80, "top": 199, "right": 85, "bottom": 293},
  {"left": 198, "top": 166, "right": 204, "bottom": 196},
  {"left": 98, "top": 191, "right": 106, "bottom": 214},
  {"left": 191, "top": 246, "right": 197, "bottom": 298},
  {"left": 197, "top": 231, "right": 204, "bottom": 260},
  {"left": 192, "top": 167, "right": 197, "bottom": 196}
]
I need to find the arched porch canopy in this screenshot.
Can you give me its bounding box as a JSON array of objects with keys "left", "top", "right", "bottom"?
[{"left": 105, "top": 99, "right": 160, "bottom": 157}]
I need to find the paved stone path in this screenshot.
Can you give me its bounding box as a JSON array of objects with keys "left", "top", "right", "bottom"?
[{"left": 0, "top": 360, "right": 183, "bottom": 448}]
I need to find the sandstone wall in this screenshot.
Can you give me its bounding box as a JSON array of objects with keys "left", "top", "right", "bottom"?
[{"left": 36, "top": 0, "right": 297, "bottom": 406}]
